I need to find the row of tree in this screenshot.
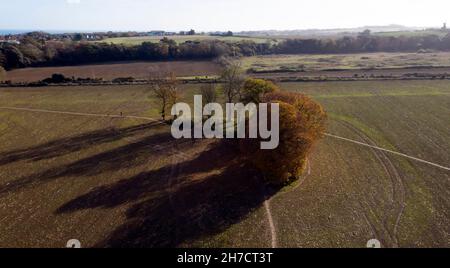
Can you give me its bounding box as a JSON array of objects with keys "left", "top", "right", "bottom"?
[
  {"left": 274, "top": 34, "right": 450, "bottom": 54},
  {"left": 0, "top": 38, "right": 237, "bottom": 70},
  {"left": 3, "top": 33, "right": 450, "bottom": 70},
  {"left": 150, "top": 66, "right": 327, "bottom": 186}
]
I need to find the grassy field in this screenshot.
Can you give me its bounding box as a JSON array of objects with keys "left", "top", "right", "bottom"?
[
  {"left": 273, "top": 81, "right": 450, "bottom": 247},
  {"left": 99, "top": 35, "right": 276, "bottom": 45},
  {"left": 5, "top": 60, "right": 221, "bottom": 83},
  {"left": 242, "top": 52, "right": 450, "bottom": 73},
  {"left": 192, "top": 80, "right": 450, "bottom": 248},
  {"left": 0, "top": 80, "right": 449, "bottom": 247}
]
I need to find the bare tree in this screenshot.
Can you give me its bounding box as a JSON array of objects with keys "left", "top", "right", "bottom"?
[
  {"left": 220, "top": 61, "right": 245, "bottom": 103},
  {"left": 200, "top": 83, "right": 218, "bottom": 104},
  {"left": 151, "top": 72, "right": 179, "bottom": 121}
]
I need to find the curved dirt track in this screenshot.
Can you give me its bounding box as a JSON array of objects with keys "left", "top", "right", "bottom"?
[
  {"left": 264, "top": 158, "right": 312, "bottom": 248},
  {"left": 338, "top": 121, "right": 405, "bottom": 248},
  {"left": 263, "top": 199, "right": 278, "bottom": 248}
]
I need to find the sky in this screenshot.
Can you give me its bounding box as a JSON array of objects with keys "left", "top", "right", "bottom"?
[{"left": 0, "top": 0, "right": 449, "bottom": 32}]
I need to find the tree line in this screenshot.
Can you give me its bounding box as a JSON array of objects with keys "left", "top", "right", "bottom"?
[{"left": 2, "top": 32, "right": 450, "bottom": 70}]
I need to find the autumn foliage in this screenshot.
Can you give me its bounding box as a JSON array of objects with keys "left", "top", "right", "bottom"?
[
  {"left": 240, "top": 91, "right": 327, "bottom": 186},
  {"left": 241, "top": 78, "right": 279, "bottom": 104}
]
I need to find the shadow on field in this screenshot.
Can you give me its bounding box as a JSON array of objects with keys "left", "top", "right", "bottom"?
[
  {"left": 0, "top": 122, "right": 183, "bottom": 195},
  {"left": 56, "top": 141, "right": 276, "bottom": 248},
  {"left": 0, "top": 122, "right": 163, "bottom": 166}
]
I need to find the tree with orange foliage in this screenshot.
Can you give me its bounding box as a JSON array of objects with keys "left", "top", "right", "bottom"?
[
  {"left": 240, "top": 91, "right": 327, "bottom": 186},
  {"left": 263, "top": 91, "right": 327, "bottom": 142}
]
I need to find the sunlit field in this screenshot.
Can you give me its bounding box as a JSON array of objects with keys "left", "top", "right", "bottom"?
[
  {"left": 0, "top": 80, "right": 448, "bottom": 247},
  {"left": 98, "top": 35, "right": 276, "bottom": 46}
]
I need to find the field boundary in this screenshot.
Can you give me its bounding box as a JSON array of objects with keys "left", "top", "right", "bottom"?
[{"left": 3, "top": 76, "right": 450, "bottom": 88}]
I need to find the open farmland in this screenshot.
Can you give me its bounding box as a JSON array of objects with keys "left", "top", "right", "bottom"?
[
  {"left": 0, "top": 80, "right": 448, "bottom": 248},
  {"left": 242, "top": 52, "right": 450, "bottom": 73},
  {"left": 99, "top": 35, "right": 276, "bottom": 45},
  {"left": 7, "top": 52, "right": 450, "bottom": 84},
  {"left": 5, "top": 60, "right": 221, "bottom": 83}
]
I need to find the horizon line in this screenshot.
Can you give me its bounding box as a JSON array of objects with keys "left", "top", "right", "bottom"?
[{"left": 0, "top": 24, "right": 444, "bottom": 34}]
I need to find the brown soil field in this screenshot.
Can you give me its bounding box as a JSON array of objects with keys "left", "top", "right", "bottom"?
[{"left": 5, "top": 61, "right": 222, "bottom": 83}]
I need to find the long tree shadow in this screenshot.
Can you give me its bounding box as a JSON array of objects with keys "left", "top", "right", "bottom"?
[
  {"left": 0, "top": 124, "right": 192, "bottom": 195},
  {"left": 57, "top": 141, "right": 279, "bottom": 248},
  {"left": 0, "top": 122, "right": 164, "bottom": 166}
]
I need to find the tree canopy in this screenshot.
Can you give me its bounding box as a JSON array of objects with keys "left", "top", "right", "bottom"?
[
  {"left": 241, "top": 78, "right": 279, "bottom": 104},
  {"left": 240, "top": 91, "right": 327, "bottom": 186}
]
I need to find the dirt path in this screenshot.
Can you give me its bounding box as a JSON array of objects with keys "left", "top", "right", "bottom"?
[
  {"left": 263, "top": 199, "right": 278, "bottom": 248},
  {"left": 0, "top": 106, "right": 163, "bottom": 123},
  {"left": 263, "top": 158, "right": 312, "bottom": 248}
]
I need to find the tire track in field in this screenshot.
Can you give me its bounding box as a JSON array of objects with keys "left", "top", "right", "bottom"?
[
  {"left": 368, "top": 89, "right": 447, "bottom": 154},
  {"left": 167, "top": 144, "right": 184, "bottom": 244},
  {"left": 336, "top": 121, "right": 405, "bottom": 248},
  {"left": 166, "top": 141, "right": 201, "bottom": 246}
]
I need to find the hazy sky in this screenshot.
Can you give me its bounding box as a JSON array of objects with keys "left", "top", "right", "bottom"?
[{"left": 1, "top": 0, "right": 449, "bottom": 31}]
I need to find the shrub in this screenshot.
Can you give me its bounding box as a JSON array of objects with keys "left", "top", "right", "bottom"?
[
  {"left": 241, "top": 78, "right": 279, "bottom": 104},
  {"left": 42, "top": 73, "right": 71, "bottom": 84},
  {"left": 112, "top": 77, "right": 135, "bottom": 83}
]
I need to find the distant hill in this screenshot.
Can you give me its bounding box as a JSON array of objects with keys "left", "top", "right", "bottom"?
[{"left": 237, "top": 25, "right": 428, "bottom": 37}]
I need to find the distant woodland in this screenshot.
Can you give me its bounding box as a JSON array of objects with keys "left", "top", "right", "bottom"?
[{"left": 2, "top": 31, "right": 450, "bottom": 70}]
